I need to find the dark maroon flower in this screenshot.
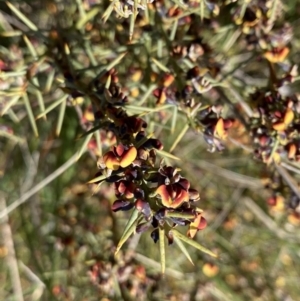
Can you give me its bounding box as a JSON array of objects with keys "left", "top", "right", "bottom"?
[
  {"left": 151, "top": 229, "right": 159, "bottom": 243},
  {"left": 155, "top": 166, "right": 191, "bottom": 208},
  {"left": 152, "top": 217, "right": 159, "bottom": 228},
  {"left": 124, "top": 116, "right": 147, "bottom": 134},
  {"left": 188, "top": 189, "right": 200, "bottom": 201},
  {"left": 152, "top": 87, "right": 177, "bottom": 105},
  {"left": 136, "top": 222, "right": 151, "bottom": 234},
  {"left": 135, "top": 199, "right": 152, "bottom": 221},
  {"left": 111, "top": 200, "right": 134, "bottom": 212},
  {"left": 115, "top": 180, "right": 135, "bottom": 199},
  {"left": 166, "top": 231, "right": 174, "bottom": 245},
  {"left": 154, "top": 208, "right": 167, "bottom": 222}
]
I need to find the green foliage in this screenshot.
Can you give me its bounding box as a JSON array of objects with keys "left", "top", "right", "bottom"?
[{"left": 1, "top": 0, "right": 300, "bottom": 300}]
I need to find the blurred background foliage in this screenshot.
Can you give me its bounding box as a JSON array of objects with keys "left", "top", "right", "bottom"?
[{"left": 1, "top": 0, "right": 300, "bottom": 300}]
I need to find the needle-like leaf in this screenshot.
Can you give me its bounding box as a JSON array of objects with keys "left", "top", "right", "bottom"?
[
  {"left": 6, "top": 2, "right": 38, "bottom": 31},
  {"left": 115, "top": 209, "right": 140, "bottom": 255},
  {"left": 23, "top": 93, "right": 38, "bottom": 137},
  {"left": 172, "top": 229, "right": 217, "bottom": 258},
  {"left": 173, "top": 235, "right": 194, "bottom": 265},
  {"left": 159, "top": 226, "right": 166, "bottom": 274}
]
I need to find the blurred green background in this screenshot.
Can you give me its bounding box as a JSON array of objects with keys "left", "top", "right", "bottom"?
[{"left": 1, "top": 1, "right": 300, "bottom": 300}]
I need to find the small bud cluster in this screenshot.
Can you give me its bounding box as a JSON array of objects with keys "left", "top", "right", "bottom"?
[
  {"left": 249, "top": 67, "right": 300, "bottom": 164},
  {"left": 92, "top": 70, "right": 207, "bottom": 244},
  {"left": 231, "top": 0, "right": 291, "bottom": 63},
  {"left": 112, "top": 0, "right": 155, "bottom": 18},
  {"left": 152, "top": 68, "right": 234, "bottom": 152}
]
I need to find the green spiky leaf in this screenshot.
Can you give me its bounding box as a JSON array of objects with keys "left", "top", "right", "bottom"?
[
  {"left": 173, "top": 235, "right": 194, "bottom": 265},
  {"left": 159, "top": 226, "right": 166, "bottom": 274},
  {"left": 115, "top": 209, "right": 140, "bottom": 255},
  {"left": 172, "top": 229, "right": 217, "bottom": 258}
]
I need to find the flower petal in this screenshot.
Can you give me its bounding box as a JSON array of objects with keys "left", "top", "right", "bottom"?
[
  {"left": 154, "top": 208, "right": 167, "bottom": 222},
  {"left": 166, "top": 231, "right": 174, "bottom": 245},
  {"left": 116, "top": 181, "right": 126, "bottom": 194},
  {"left": 156, "top": 185, "right": 172, "bottom": 207},
  {"left": 120, "top": 146, "right": 137, "bottom": 168},
  {"left": 272, "top": 122, "right": 286, "bottom": 131},
  {"left": 171, "top": 189, "right": 189, "bottom": 208},
  {"left": 214, "top": 118, "right": 227, "bottom": 139},
  {"left": 103, "top": 151, "right": 120, "bottom": 170},
  {"left": 178, "top": 178, "right": 190, "bottom": 191},
  {"left": 127, "top": 117, "right": 147, "bottom": 133},
  {"left": 135, "top": 199, "right": 152, "bottom": 221},
  {"left": 288, "top": 143, "right": 296, "bottom": 160},
  {"left": 188, "top": 215, "right": 207, "bottom": 238},
  {"left": 223, "top": 118, "right": 233, "bottom": 130},
  {"left": 115, "top": 144, "right": 125, "bottom": 157},
  {"left": 188, "top": 189, "right": 200, "bottom": 201},
  {"left": 264, "top": 47, "right": 289, "bottom": 63},
  {"left": 143, "top": 138, "right": 163, "bottom": 150},
  {"left": 158, "top": 89, "right": 167, "bottom": 104},
  {"left": 202, "top": 263, "right": 219, "bottom": 277},
  {"left": 151, "top": 229, "right": 159, "bottom": 243},
  {"left": 157, "top": 185, "right": 189, "bottom": 209},
  {"left": 284, "top": 108, "right": 294, "bottom": 126},
  {"left": 136, "top": 222, "right": 151, "bottom": 233},
  {"left": 162, "top": 74, "right": 174, "bottom": 87},
  {"left": 111, "top": 200, "right": 133, "bottom": 212},
  {"left": 197, "top": 215, "right": 207, "bottom": 230}
]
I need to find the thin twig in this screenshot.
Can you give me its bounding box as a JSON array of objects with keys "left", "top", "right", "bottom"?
[
  {"left": 227, "top": 136, "right": 253, "bottom": 152},
  {"left": 0, "top": 10, "right": 28, "bottom": 31},
  {"left": 281, "top": 162, "right": 300, "bottom": 176},
  {"left": 19, "top": 261, "right": 45, "bottom": 300},
  {"left": 19, "top": 142, "right": 41, "bottom": 227},
  {"left": 275, "top": 164, "right": 300, "bottom": 199},
  {"left": 242, "top": 197, "right": 300, "bottom": 241},
  {"left": 225, "top": 85, "right": 253, "bottom": 118},
  {"left": 0, "top": 152, "right": 79, "bottom": 220},
  {"left": 0, "top": 194, "right": 24, "bottom": 301},
  {"left": 214, "top": 86, "right": 250, "bottom": 129},
  {"left": 234, "top": 69, "right": 267, "bottom": 87},
  {"left": 194, "top": 160, "right": 263, "bottom": 189},
  {"left": 134, "top": 253, "right": 184, "bottom": 279},
  {"left": 210, "top": 188, "right": 244, "bottom": 231}
]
